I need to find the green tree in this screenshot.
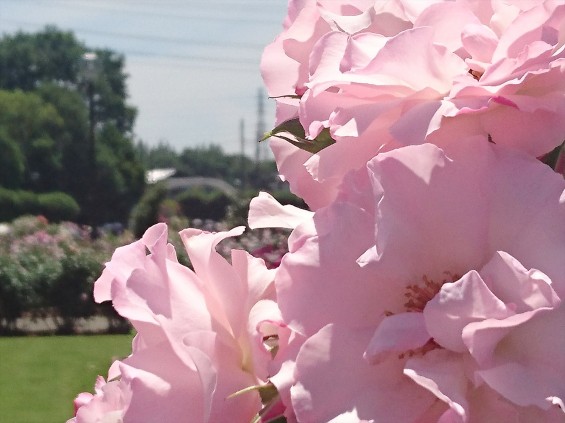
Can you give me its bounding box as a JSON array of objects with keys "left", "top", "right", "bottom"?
[
  {"left": 0, "top": 26, "right": 83, "bottom": 90},
  {"left": 0, "top": 27, "right": 145, "bottom": 224},
  {"left": 89, "top": 124, "right": 145, "bottom": 224},
  {"left": 36, "top": 83, "right": 90, "bottom": 202},
  {"left": 0, "top": 26, "right": 136, "bottom": 132},
  {"left": 88, "top": 50, "right": 137, "bottom": 133},
  {"left": 0, "top": 90, "right": 65, "bottom": 192},
  {"left": 137, "top": 141, "right": 181, "bottom": 169},
  {"left": 0, "top": 128, "right": 25, "bottom": 189}
]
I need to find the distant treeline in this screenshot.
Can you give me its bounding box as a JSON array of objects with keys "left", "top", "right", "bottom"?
[
  {"left": 0, "top": 26, "right": 282, "bottom": 227},
  {"left": 136, "top": 142, "right": 278, "bottom": 190}
]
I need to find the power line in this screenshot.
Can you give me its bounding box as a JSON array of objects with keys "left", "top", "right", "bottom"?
[
  {"left": 0, "top": 18, "right": 265, "bottom": 50},
  {"left": 124, "top": 49, "right": 258, "bottom": 70},
  {"left": 0, "top": 20, "right": 262, "bottom": 72},
  {"left": 2, "top": 0, "right": 282, "bottom": 25},
  {"left": 2, "top": 0, "right": 275, "bottom": 5}
]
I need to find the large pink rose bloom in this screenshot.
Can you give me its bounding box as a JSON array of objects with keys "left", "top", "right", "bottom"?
[
  {"left": 70, "top": 224, "right": 293, "bottom": 423},
  {"left": 262, "top": 0, "right": 424, "bottom": 209},
  {"left": 263, "top": 0, "right": 565, "bottom": 209},
  {"left": 274, "top": 138, "right": 565, "bottom": 422}
]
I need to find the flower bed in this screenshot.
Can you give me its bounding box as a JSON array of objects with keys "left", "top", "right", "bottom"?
[{"left": 0, "top": 216, "right": 133, "bottom": 334}]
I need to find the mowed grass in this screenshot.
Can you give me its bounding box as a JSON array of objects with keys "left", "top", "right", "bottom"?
[{"left": 0, "top": 334, "right": 133, "bottom": 423}]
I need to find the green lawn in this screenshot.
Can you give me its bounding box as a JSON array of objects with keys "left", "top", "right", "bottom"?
[{"left": 0, "top": 334, "right": 133, "bottom": 423}]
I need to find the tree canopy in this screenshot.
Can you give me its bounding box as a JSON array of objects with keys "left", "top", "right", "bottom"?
[
  {"left": 0, "top": 27, "right": 145, "bottom": 225},
  {"left": 0, "top": 26, "right": 136, "bottom": 132}
]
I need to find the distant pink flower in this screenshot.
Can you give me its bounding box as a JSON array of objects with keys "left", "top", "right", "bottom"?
[
  {"left": 72, "top": 223, "right": 293, "bottom": 422},
  {"left": 274, "top": 139, "right": 565, "bottom": 422},
  {"left": 36, "top": 215, "right": 49, "bottom": 226},
  {"left": 263, "top": 0, "right": 565, "bottom": 209}
]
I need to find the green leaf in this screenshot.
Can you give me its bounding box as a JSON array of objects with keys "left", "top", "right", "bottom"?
[
  {"left": 261, "top": 118, "right": 306, "bottom": 142},
  {"left": 268, "top": 94, "right": 301, "bottom": 100},
  {"left": 262, "top": 118, "right": 335, "bottom": 154}
]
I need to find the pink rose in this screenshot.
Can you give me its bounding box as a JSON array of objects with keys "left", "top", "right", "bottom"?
[
  {"left": 274, "top": 139, "right": 565, "bottom": 421},
  {"left": 261, "top": 0, "right": 418, "bottom": 210},
  {"left": 263, "top": 0, "right": 565, "bottom": 209},
  {"left": 68, "top": 377, "right": 127, "bottom": 423},
  {"left": 73, "top": 224, "right": 293, "bottom": 422}
]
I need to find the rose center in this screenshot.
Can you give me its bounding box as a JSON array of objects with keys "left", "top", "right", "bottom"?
[
  {"left": 396, "top": 273, "right": 460, "bottom": 358},
  {"left": 404, "top": 273, "right": 460, "bottom": 313}
]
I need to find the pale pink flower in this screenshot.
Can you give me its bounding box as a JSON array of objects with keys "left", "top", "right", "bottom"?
[
  {"left": 72, "top": 223, "right": 292, "bottom": 422},
  {"left": 263, "top": 0, "right": 565, "bottom": 209},
  {"left": 261, "top": 0, "right": 438, "bottom": 99},
  {"left": 67, "top": 377, "right": 127, "bottom": 423},
  {"left": 261, "top": 0, "right": 419, "bottom": 209},
  {"left": 274, "top": 139, "right": 565, "bottom": 422},
  {"left": 249, "top": 192, "right": 313, "bottom": 230},
  {"left": 413, "top": 0, "right": 565, "bottom": 156}
]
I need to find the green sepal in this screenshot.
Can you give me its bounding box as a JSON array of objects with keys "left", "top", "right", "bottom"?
[
  {"left": 227, "top": 381, "right": 278, "bottom": 402},
  {"left": 258, "top": 416, "right": 287, "bottom": 423},
  {"left": 258, "top": 381, "right": 279, "bottom": 404},
  {"left": 238, "top": 382, "right": 286, "bottom": 423},
  {"left": 540, "top": 141, "right": 565, "bottom": 170},
  {"left": 227, "top": 384, "right": 263, "bottom": 400},
  {"left": 261, "top": 118, "right": 335, "bottom": 154}
]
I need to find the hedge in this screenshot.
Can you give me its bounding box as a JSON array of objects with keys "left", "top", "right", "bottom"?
[{"left": 0, "top": 188, "right": 80, "bottom": 222}]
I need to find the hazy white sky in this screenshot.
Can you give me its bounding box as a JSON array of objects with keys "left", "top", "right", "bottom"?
[{"left": 0, "top": 0, "right": 287, "bottom": 155}]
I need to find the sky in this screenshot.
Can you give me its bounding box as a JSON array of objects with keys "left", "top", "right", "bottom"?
[{"left": 0, "top": 0, "right": 288, "bottom": 156}]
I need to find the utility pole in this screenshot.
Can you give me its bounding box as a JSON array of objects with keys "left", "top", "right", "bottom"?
[
  {"left": 240, "top": 118, "right": 247, "bottom": 190},
  {"left": 255, "top": 88, "right": 266, "bottom": 163},
  {"left": 81, "top": 52, "right": 99, "bottom": 181},
  {"left": 80, "top": 52, "right": 100, "bottom": 230}
]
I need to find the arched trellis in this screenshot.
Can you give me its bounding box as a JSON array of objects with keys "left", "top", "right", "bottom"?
[{"left": 164, "top": 177, "right": 238, "bottom": 198}]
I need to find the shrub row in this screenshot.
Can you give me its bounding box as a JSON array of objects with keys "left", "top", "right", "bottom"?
[{"left": 0, "top": 188, "right": 80, "bottom": 222}]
